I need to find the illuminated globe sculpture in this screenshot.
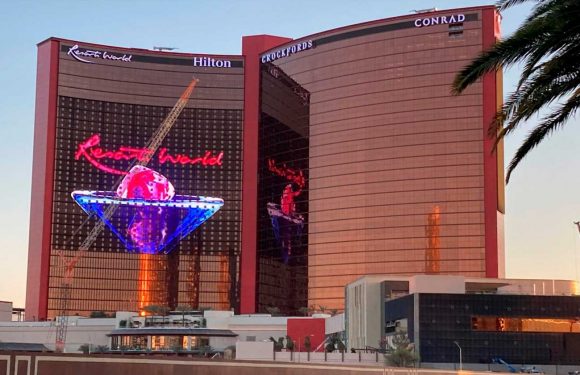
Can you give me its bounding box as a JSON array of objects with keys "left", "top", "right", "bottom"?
[{"left": 72, "top": 166, "right": 224, "bottom": 254}]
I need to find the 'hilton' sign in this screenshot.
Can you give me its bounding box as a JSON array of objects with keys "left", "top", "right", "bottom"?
[{"left": 193, "top": 57, "right": 232, "bottom": 68}]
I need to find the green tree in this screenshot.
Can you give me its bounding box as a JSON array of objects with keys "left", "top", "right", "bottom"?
[
  {"left": 298, "top": 306, "right": 310, "bottom": 316},
  {"left": 94, "top": 345, "right": 109, "bottom": 353},
  {"left": 452, "top": 0, "right": 580, "bottom": 182},
  {"left": 304, "top": 336, "right": 312, "bottom": 352},
  {"left": 325, "top": 341, "right": 335, "bottom": 353},
  {"left": 78, "top": 343, "right": 90, "bottom": 354},
  {"left": 269, "top": 336, "right": 283, "bottom": 352},
  {"left": 285, "top": 335, "right": 295, "bottom": 351},
  {"left": 337, "top": 340, "right": 346, "bottom": 353},
  {"left": 384, "top": 332, "right": 419, "bottom": 367}
]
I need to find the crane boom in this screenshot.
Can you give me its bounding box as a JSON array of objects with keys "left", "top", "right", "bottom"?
[{"left": 54, "top": 78, "right": 200, "bottom": 352}]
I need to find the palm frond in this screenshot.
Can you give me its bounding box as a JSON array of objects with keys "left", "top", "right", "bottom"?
[
  {"left": 499, "top": 55, "right": 580, "bottom": 136},
  {"left": 496, "top": 0, "right": 544, "bottom": 11},
  {"left": 506, "top": 88, "right": 580, "bottom": 182},
  {"left": 524, "top": 0, "right": 560, "bottom": 22},
  {"left": 452, "top": 0, "right": 580, "bottom": 182},
  {"left": 452, "top": 16, "right": 552, "bottom": 94}
]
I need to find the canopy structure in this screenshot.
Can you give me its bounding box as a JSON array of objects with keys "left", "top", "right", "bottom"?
[{"left": 72, "top": 191, "right": 223, "bottom": 254}]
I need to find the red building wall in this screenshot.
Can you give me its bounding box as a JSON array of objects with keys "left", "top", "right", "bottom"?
[
  {"left": 25, "top": 39, "right": 59, "bottom": 321},
  {"left": 287, "top": 318, "right": 326, "bottom": 352}
]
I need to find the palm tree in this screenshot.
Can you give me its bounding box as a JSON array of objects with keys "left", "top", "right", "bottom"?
[{"left": 452, "top": 0, "right": 580, "bottom": 182}]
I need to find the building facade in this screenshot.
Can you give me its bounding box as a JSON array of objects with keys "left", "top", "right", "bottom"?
[
  {"left": 28, "top": 6, "right": 503, "bottom": 320},
  {"left": 255, "top": 7, "right": 504, "bottom": 312},
  {"left": 27, "top": 41, "right": 245, "bottom": 319},
  {"left": 345, "top": 274, "right": 580, "bottom": 365}
]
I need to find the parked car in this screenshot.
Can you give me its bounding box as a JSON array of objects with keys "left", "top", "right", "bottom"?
[{"left": 520, "top": 366, "right": 543, "bottom": 374}]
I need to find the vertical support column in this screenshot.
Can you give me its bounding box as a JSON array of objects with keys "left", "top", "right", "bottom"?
[
  {"left": 481, "top": 9, "right": 504, "bottom": 278},
  {"left": 26, "top": 38, "right": 60, "bottom": 321}
]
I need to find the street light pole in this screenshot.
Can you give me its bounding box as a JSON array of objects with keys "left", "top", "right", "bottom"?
[{"left": 453, "top": 341, "right": 462, "bottom": 371}]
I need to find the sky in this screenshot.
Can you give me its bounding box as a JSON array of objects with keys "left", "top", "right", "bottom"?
[{"left": 0, "top": 0, "right": 578, "bottom": 308}]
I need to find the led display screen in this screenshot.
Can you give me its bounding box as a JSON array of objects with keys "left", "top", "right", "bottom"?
[
  {"left": 257, "top": 63, "right": 310, "bottom": 314},
  {"left": 48, "top": 72, "right": 243, "bottom": 316}
]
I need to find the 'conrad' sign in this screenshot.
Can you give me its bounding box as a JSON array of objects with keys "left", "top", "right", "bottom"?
[{"left": 414, "top": 13, "right": 465, "bottom": 27}]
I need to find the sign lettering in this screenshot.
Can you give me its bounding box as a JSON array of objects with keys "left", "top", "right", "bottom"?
[
  {"left": 414, "top": 13, "right": 465, "bottom": 27},
  {"left": 75, "top": 134, "right": 224, "bottom": 175},
  {"left": 261, "top": 40, "right": 314, "bottom": 64},
  {"left": 67, "top": 44, "right": 133, "bottom": 64}
]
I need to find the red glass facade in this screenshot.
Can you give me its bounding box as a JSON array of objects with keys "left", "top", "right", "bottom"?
[{"left": 27, "top": 6, "right": 503, "bottom": 319}]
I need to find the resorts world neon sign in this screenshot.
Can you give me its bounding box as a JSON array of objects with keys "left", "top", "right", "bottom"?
[
  {"left": 267, "top": 158, "right": 305, "bottom": 188},
  {"left": 75, "top": 134, "right": 224, "bottom": 175},
  {"left": 67, "top": 45, "right": 133, "bottom": 64}
]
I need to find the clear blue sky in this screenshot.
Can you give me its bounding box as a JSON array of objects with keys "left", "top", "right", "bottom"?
[{"left": 1, "top": 0, "right": 578, "bottom": 308}]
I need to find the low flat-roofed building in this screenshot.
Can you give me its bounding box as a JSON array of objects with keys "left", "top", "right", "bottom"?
[
  {"left": 0, "top": 310, "right": 304, "bottom": 353},
  {"left": 0, "top": 301, "right": 12, "bottom": 322},
  {"left": 346, "top": 275, "right": 580, "bottom": 366}
]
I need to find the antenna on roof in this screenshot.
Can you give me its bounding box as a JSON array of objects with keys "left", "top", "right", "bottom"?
[
  {"left": 153, "top": 47, "right": 179, "bottom": 52},
  {"left": 411, "top": 8, "right": 438, "bottom": 13}
]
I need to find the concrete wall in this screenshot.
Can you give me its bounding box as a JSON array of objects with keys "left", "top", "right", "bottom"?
[
  {"left": 0, "top": 353, "right": 519, "bottom": 375},
  {"left": 236, "top": 341, "right": 274, "bottom": 361},
  {"left": 0, "top": 319, "right": 114, "bottom": 352},
  {"left": 325, "top": 313, "right": 344, "bottom": 335},
  {"left": 210, "top": 336, "right": 237, "bottom": 351},
  {"left": 227, "top": 314, "right": 288, "bottom": 342},
  {"left": 231, "top": 329, "right": 286, "bottom": 343},
  {"left": 346, "top": 276, "right": 384, "bottom": 350},
  {"left": 0, "top": 302, "right": 12, "bottom": 322},
  {"left": 409, "top": 276, "right": 465, "bottom": 294}
]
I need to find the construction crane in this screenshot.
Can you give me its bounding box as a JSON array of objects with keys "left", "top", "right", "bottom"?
[{"left": 54, "top": 77, "right": 200, "bottom": 353}]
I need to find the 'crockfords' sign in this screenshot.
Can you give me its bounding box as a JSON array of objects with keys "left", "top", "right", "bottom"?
[
  {"left": 261, "top": 40, "right": 313, "bottom": 63},
  {"left": 414, "top": 13, "right": 465, "bottom": 27},
  {"left": 67, "top": 44, "right": 133, "bottom": 63}
]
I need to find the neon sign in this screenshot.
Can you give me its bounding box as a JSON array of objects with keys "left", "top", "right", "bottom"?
[
  {"left": 261, "top": 40, "right": 313, "bottom": 63},
  {"left": 67, "top": 44, "right": 133, "bottom": 64},
  {"left": 267, "top": 158, "right": 305, "bottom": 188},
  {"left": 75, "top": 134, "right": 224, "bottom": 175},
  {"left": 192, "top": 57, "right": 232, "bottom": 68}
]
